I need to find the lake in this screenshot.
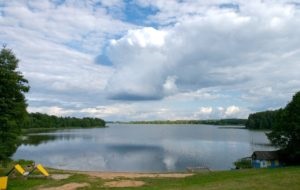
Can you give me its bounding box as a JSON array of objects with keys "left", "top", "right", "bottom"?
[{"left": 13, "top": 124, "right": 275, "bottom": 172}]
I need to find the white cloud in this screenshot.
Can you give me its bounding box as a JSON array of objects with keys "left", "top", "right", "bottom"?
[
  {"left": 0, "top": 0, "right": 133, "bottom": 116},
  {"left": 105, "top": 1, "right": 300, "bottom": 106},
  {"left": 106, "top": 27, "right": 169, "bottom": 100},
  {"left": 163, "top": 155, "right": 177, "bottom": 170},
  {"left": 1, "top": 0, "right": 300, "bottom": 120},
  {"left": 113, "top": 27, "right": 167, "bottom": 48},
  {"left": 163, "top": 76, "right": 178, "bottom": 95},
  {"left": 225, "top": 106, "right": 240, "bottom": 116},
  {"left": 28, "top": 106, "right": 71, "bottom": 116},
  {"left": 166, "top": 88, "right": 222, "bottom": 101},
  {"left": 192, "top": 106, "right": 249, "bottom": 120},
  {"left": 192, "top": 107, "right": 214, "bottom": 120},
  {"left": 200, "top": 107, "right": 213, "bottom": 114}
]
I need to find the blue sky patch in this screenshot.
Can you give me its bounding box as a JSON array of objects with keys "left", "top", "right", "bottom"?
[
  {"left": 65, "top": 40, "right": 83, "bottom": 52},
  {"left": 110, "top": 92, "right": 163, "bottom": 101},
  {"left": 95, "top": 53, "right": 113, "bottom": 66},
  {"left": 123, "top": 0, "right": 159, "bottom": 26},
  {"left": 51, "top": 0, "right": 66, "bottom": 6},
  {"left": 219, "top": 3, "right": 240, "bottom": 11}
]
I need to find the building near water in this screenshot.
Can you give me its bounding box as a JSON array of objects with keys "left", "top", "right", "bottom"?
[{"left": 251, "top": 151, "right": 282, "bottom": 168}]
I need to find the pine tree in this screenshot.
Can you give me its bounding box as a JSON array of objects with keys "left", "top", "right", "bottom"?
[{"left": 0, "top": 46, "right": 29, "bottom": 165}]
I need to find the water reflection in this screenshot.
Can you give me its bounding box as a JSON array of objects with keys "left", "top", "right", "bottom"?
[
  {"left": 13, "top": 124, "right": 275, "bottom": 171},
  {"left": 23, "top": 134, "right": 82, "bottom": 146}
]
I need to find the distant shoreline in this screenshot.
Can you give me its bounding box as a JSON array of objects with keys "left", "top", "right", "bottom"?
[{"left": 109, "top": 118, "right": 247, "bottom": 126}]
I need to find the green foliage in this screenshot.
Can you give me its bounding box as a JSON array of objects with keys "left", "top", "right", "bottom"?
[
  {"left": 245, "top": 110, "right": 280, "bottom": 129},
  {"left": 0, "top": 46, "right": 29, "bottom": 165},
  {"left": 267, "top": 91, "right": 300, "bottom": 164},
  {"left": 22, "top": 112, "right": 106, "bottom": 129},
  {"left": 234, "top": 158, "right": 252, "bottom": 169},
  {"left": 246, "top": 91, "right": 300, "bottom": 164},
  {"left": 14, "top": 159, "right": 35, "bottom": 166},
  {"left": 22, "top": 134, "right": 58, "bottom": 146}
]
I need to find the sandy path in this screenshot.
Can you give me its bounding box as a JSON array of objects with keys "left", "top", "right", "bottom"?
[
  {"left": 80, "top": 171, "right": 194, "bottom": 179},
  {"left": 40, "top": 171, "right": 194, "bottom": 188},
  {"left": 38, "top": 183, "right": 89, "bottom": 190},
  {"left": 104, "top": 180, "right": 145, "bottom": 187}
]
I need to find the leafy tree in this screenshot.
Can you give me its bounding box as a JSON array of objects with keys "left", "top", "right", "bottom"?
[
  {"left": 0, "top": 46, "right": 29, "bottom": 165},
  {"left": 246, "top": 110, "right": 280, "bottom": 129},
  {"left": 267, "top": 91, "right": 300, "bottom": 164}
]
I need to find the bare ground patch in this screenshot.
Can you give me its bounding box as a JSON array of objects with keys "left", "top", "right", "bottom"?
[
  {"left": 38, "top": 182, "right": 89, "bottom": 190},
  {"left": 82, "top": 171, "right": 194, "bottom": 179},
  {"left": 104, "top": 180, "right": 145, "bottom": 187},
  {"left": 50, "top": 174, "right": 71, "bottom": 180}
]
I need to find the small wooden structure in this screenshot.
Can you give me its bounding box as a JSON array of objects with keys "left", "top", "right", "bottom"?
[{"left": 251, "top": 151, "right": 282, "bottom": 168}]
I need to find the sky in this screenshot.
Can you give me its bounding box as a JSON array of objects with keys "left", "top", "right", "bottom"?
[{"left": 1, "top": 0, "right": 300, "bottom": 121}]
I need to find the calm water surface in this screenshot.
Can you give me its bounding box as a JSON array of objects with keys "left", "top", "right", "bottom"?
[{"left": 13, "top": 124, "right": 275, "bottom": 172}]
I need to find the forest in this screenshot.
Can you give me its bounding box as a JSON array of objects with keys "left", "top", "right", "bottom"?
[
  {"left": 245, "top": 110, "right": 280, "bottom": 129},
  {"left": 22, "top": 112, "right": 106, "bottom": 129},
  {"left": 128, "top": 118, "right": 247, "bottom": 125}
]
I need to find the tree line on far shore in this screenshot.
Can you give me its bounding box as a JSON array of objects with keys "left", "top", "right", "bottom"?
[
  {"left": 22, "top": 112, "right": 105, "bottom": 129},
  {"left": 128, "top": 118, "right": 247, "bottom": 125}
]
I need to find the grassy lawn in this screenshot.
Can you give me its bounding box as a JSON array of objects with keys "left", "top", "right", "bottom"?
[
  {"left": 1, "top": 164, "right": 300, "bottom": 190},
  {"left": 138, "top": 167, "right": 300, "bottom": 190}
]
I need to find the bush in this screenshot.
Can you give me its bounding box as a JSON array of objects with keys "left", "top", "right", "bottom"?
[{"left": 234, "top": 158, "right": 252, "bottom": 169}]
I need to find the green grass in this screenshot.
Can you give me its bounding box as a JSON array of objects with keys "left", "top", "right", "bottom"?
[
  {"left": 0, "top": 160, "right": 35, "bottom": 175},
  {"left": 2, "top": 167, "right": 300, "bottom": 190},
  {"left": 137, "top": 167, "right": 300, "bottom": 190}
]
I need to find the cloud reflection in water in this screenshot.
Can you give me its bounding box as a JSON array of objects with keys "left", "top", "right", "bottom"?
[{"left": 13, "top": 124, "right": 275, "bottom": 171}]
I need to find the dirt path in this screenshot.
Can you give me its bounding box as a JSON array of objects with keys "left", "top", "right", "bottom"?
[
  {"left": 104, "top": 180, "right": 145, "bottom": 187},
  {"left": 38, "top": 182, "right": 89, "bottom": 190},
  {"left": 43, "top": 170, "right": 194, "bottom": 188},
  {"left": 81, "top": 171, "right": 194, "bottom": 179}
]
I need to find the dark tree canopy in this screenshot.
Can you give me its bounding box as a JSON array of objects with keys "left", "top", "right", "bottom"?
[
  {"left": 22, "top": 112, "right": 106, "bottom": 129},
  {"left": 0, "top": 47, "right": 29, "bottom": 164},
  {"left": 267, "top": 91, "right": 300, "bottom": 164},
  {"left": 245, "top": 110, "right": 280, "bottom": 129}
]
